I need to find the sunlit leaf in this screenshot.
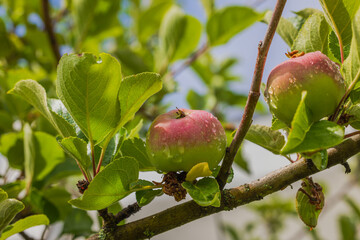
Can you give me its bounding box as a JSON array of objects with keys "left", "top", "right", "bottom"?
[{"left": 57, "top": 53, "right": 121, "bottom": 144}]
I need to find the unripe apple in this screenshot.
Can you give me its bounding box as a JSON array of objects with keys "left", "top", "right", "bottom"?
[
  {"left": 264, "top": 51, "right": 346, "bottom": 126},
  {"left": 146, "top": 109, "right": 227, "bottom": 172}
]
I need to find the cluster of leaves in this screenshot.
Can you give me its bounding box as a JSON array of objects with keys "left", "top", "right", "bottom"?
[
  {"left": 0, "top": 0, "right": 267, "bottom": 238},
  {"left": 1, "top": 0, "right": 360, "bottom": 239},
  {"left": 248, "top": 1, "right": 360, "bottom": 229}
]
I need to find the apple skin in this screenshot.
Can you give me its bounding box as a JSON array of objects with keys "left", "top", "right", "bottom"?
[
  {"left": 146, "top": 109, "right": 227, "bottom": 172},
  {"left": 264, "top": 51, "right": 346, "bottom": 126}
]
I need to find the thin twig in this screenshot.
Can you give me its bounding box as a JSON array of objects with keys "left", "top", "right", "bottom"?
[
  {"left": 41, "top": 0, "right": 61, "bottom": 63},
  {"left": 87, "top": 133, "right": 360, "bottom": 240},
  {"left": 19, "top": 232, "right": 34, "bottom": 240},
  {"left": 345, "top": 131, "right": 360, "bottom": 138},
  {"left": 114, "top": 202, "right": 141, "bottom": 223},
  {"left": 171, "top": 43, "right": 209, "bottom": 77},
  {"left": 216, "top": 0, "right": 288, "bottom": 190},
  {"left": 40, "top": 226, "right": 48, "bottom": 240}
]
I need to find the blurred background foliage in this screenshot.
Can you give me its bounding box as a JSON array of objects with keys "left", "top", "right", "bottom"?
[{"left": 0, "top": 0, "right": 359, "bottom": 239}]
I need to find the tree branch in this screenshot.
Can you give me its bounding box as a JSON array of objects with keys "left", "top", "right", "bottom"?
[
  {"left": 216, "top": 0, "right": 287, "bottom": 189},
  {"left": 87, "top": 134, "right": 360, "bottom": 240},
  {"left": 170, "top": 43, "right": 209, "bottom": 77},
  {"left": 41, "top": 0, "right": 61, "bottom": 63}
]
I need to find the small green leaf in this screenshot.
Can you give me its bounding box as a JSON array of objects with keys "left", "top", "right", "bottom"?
[
  {"left": 120, "top": 137, "right": 155, "bottom": 171},
  {"left": 310, "top": 149, "right": 328, "bottom": 170},
  {"left": 8, "top": 80, "right": 76, "bottom": 137},
  {"left": 182, "top": 177, "right": 221, "bottom": 207},
  {"left": 58, "top": 137, "right": 91, "bottom": 176},
  {"left": 69, "top": 157, "right": 139, "bottom": 210},
  {"left": 207, "top": 6, "right": 264, "bottom": 46},
  {"left": 57, "top": 53, "right": 122, "bottom": 144},
  {"left": 296, "top": 178, "right": 324, "bottom": 228},
  {"left": 245, "top": 124, "right": 285, "bottom": 154},
  {"left": 186, "top": 90, "right": 206, "bottom": 110},
  {"left": 0, "top": 195, "right": 25, "bottom": 234},
  {"left": 118, "top": 72, "right": 162, "bottom": 128},
  {"left": 287, "top": 121, "right": 344, "bottom": 154},
  {"left": 200, "top": 0, "right": 215, "bottom": 17},
  {"left": 292, "top": 12, "right": 330, "bottom": 54},
  {"left": 158, "top": 6, "right": 202, "bottom": 63},
  {"left": 0, "top": 215, "right": 49, "bottom": 240},
  {"left": 263, "top": 11, "right": 297, "bottom": 47},
  {"left": 133, "top": 180, "right": 163, "bottom": 207},
  {"left": 0, "top": 132, "right": 24, "bottom": 169},
  {"left": 281, "top": 92, "right": 312, "bottom": 154}
]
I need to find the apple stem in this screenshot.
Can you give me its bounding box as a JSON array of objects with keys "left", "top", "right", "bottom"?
[{"left": 176, "top": 107, "right": 186, "bottom": 119}]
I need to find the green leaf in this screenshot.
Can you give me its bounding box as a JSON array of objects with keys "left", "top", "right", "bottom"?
[
  {"left": 69, "top": 157, "right": 139, "bottom": 210},
  {"left": 200, "top": 0, "right": 215, "bottom": 17},
  {"left": 182, "top": 177, "right": 221, "bottom": 207},
  {"left": 339, "top": 216, "right": 356, "bottom": 240},
  {"left": 62, "top": 208, "right": 93, "bottom": 237},
  {"left": 0, "top": 215, "right": 49, "bottom": 240},
  {"left": 0, "top": 132, "right": 24, "bottom": 169},
  {"left": 245, "top": 124, "right": 285, "bottom": 155},
  {"left": 71, "top": 0, "right": 121, "bottom": 44},
  {"left": 329, "top": 31, "right": 351, "bottom": 63},
  {"left": 118, "top": 72, "right": 162, "bottom": 128},
  {"left": 296, "top": 179, "right": 324, "bottom": 228},
  {"left": 207, "top": 6, "right": 264, "bottom": 46},
  {"left": 57, "top": 53, "right": 122, "bottom": 144},
  {"left": 0, "top": 193, "right": 24, "bottom": 235},
  {"left": 32, "top": 132, "right": 66, "bottom": 181},
  {"left": 120, "top": 137, "right": 155, "bottom": 171},
  {"left": 271, "top": 116, "right": 288, "bottom": 131},
  {"left": 263, "top": 11, "right": 297, "bottom": 47},
  {"left": 287, "top": 121, "right": 344, "bottom": 154},
  {"left": 281, "top": 92, "right": 312, "bottom": 154},
  {"left": 186, "top": 90, "right": 206, "bottom": 110},
  {"left": 137, "top": 0, "right": 173, "bottom": 42},
  {"left": 58, "top": 137, "right": 91, "bottom": 175},
  {"left": 294, "top": 8, "right": 323, "bottom": 19},
  {"left": 0, "top": 189, "right": 7, "bottom": 202},
  {"left": 319, "top": 0, "right": 360, "bottom": 55},
  {"left": 8, "top": 80, "right": 76, "bottom": 137},
  {"left": 133, "top": 180, "right": 163, "bottom": 207},
  {"left": 343, "top": 8, "right": 360, "bottom": 89},
  {"left": 310, "top": 149, "right": 328, "bottom": 170},
  {"left": 158, "top": 6, "right": 202, "bottom": 62},
  {"left": 23, "top": 124, "right": 35, "bottom": 193},
  {"left": 292, "top": 12, "right": 330, "bottom": 54}
]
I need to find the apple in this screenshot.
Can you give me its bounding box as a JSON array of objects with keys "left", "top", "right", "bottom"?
[
  {"left": 264, "top": 51, "right": 346, "bottom": 126},
  {"left": 146, "top": 108, "right": 227, "bottom": 172}
]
